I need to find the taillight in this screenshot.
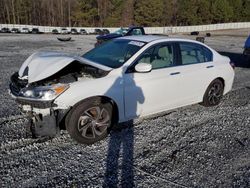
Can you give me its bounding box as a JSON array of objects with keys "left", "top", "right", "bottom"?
[{"left": 230, "top": 61, "right": 235, "bottom": 69}]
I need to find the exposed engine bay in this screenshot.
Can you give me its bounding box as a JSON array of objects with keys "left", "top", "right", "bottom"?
[
  {"left": 35, "top": 61, "right": 108, "bottom": 85},
  {"left": 10, "top": 62, "right": 108, "bottom": 98}
]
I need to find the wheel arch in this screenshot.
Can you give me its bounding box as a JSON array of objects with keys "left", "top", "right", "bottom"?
[
  {"left": 216, "top": 77, "right": 225, "bottom": 87},
  {"left": 62, "top": 95, "right": 119, "bottom": 130},
  {"left": 200, "top": 77, "right": 225, "bottom": 107},
  {"left": 205, "top": 77, "right": 225, "bottom": 95}
]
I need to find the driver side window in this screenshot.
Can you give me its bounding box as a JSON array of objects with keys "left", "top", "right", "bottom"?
[
  {"left": 137, "top": 44, "right": 174, "bottom": 69},
  {"left": 138, "top": 47, "right": 155, "bottom": 64}
]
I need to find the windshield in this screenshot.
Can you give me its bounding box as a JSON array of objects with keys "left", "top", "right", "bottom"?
[
  {"left": 83, "top": 39, "right": 146, "bottom": 68},
  {"left": 114, "top": 28, "right": 128, "bottom": 35}
]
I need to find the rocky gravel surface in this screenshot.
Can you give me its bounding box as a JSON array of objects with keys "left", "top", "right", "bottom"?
[{"left": 0, "top": 33, "right": 250, "bottom": 187}]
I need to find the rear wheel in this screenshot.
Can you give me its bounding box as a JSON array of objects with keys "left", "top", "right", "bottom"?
[
  {"left": 201, "top": 79, "right": 224, "bottom": 107},
  {"left": 66, "top": 98, "right": 112, "bottom": 144}
]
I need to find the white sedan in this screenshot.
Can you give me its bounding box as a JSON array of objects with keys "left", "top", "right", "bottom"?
[{"left": 9, "top": 35, "right": 235, "bottom": 144}]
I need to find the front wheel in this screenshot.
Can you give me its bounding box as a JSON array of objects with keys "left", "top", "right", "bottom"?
[
  {"left": 66, "top": 99, "right": 113, "bottom": 144},
  {"left": 201, "top": 79, "right": 224, "bottom": 107}
]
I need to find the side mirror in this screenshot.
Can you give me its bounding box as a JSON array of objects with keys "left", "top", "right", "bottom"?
[{"left": 135, "top": 63, "right": 152, "bottom": 73}]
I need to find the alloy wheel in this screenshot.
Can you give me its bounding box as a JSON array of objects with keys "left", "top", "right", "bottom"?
[
  {"left": 208, "top": 82, "right": 223, "bottom": 105},
  {"left": 77, "top": 106, "right": 110, "bottom": 139}
]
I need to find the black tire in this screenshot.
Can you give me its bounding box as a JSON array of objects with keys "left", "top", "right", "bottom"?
[
  {"left": 201, "top": 79, "right": 224, "bottom": 107},
  {"left": 66, "top": 98, "right": 113, "bottom": 144},
  {"left": 243, "top": 49, "right": 250, "bottom": 62}
]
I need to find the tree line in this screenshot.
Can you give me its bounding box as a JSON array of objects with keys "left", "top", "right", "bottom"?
[{"left": 0, "top": 0, "right": 249, "bottom": 27}]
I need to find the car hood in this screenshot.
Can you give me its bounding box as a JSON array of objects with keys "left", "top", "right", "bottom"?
[
  {"left": 18, "top": 51, "right": 112, "bottom": 83},
  {"left": 96, "top": 33, "right": 122, "bottom": 40}
]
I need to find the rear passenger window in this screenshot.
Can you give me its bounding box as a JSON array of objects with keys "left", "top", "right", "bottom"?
[{"left": 180, "top": 43, "right": 212, "bottom": 65}]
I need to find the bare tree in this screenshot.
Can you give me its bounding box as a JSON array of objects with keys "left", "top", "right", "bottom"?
[
  {"left": 121, "top": 0, "right": 135, "bottom": 26},
  {"left": 4, "top": 0, "right": 11, "bottom": 24},
  {"left": 11, "top": 0, "right": 16, "bottom": 24},
  {"left": 68, "top": 0, "right": 71, "bottom": 27}
]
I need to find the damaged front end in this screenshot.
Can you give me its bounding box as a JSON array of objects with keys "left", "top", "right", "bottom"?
[
  {"left": 10, "top": 72, "right": 69, "bottom": 137},
  {"left": 9, "top": 52, "right": 110, "bottom": 138}
]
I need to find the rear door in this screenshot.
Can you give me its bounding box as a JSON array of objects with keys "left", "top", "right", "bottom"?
[{"left": 174, "top": 42, "right": 215, "bottom": 105}]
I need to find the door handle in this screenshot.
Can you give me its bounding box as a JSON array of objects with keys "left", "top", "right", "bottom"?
[
  {"left": 206, "top": 65, "right": 214, "bottom": 68},
  {"left": 170, "top": 72, "right": 180, "bottom": 75}
]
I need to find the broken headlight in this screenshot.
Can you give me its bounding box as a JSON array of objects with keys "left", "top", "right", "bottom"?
[{"left": 19, "top": 84, "right": 69, "bottom": 101}]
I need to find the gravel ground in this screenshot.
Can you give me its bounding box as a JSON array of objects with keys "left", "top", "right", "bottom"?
[{"left": 0, "top": 33, "right": 250, "bottom": 188}]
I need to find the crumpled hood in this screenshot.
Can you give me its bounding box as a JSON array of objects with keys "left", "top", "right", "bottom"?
[{"left": 18, "top": 51, "right": 112, "bottom": 83}]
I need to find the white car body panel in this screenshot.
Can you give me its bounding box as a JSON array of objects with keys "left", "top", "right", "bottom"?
[
  {"left": 124, "top": 67, "right": 183, "bottom": 118},
  {"left": 16, "top": 36, "right": 235, "bottom": 123},
  {"left": 175, "top": 61, "right": 216, "bottom": 103},
  {"left": 54, "top": 71, "right": 126, "bottom": 121},
  {"left": 18, "top": 51, "right": 112, "bottom": 83}
]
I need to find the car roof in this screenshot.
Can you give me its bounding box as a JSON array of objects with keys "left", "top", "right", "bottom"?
[
  {"left": 119, "top": 35, "right": 205, "bottom": 44},
  {"left": 120, "top": 35, "right": 167, "bottom": 42}
]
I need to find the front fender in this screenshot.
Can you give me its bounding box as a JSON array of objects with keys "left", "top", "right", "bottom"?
[{"left": 54, "top": 76, "right": 126, "bottom": 122}]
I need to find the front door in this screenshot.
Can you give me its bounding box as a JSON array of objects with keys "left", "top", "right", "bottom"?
[{"left": 123, "top": 43, "right": 183, "bottom": 119}]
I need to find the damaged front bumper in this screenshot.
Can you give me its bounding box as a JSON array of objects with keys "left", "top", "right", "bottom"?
[
  {"left": 21, "top": 105, "right": 57, "bottom": 138},
  {"left": 18, "top": 102, "right": 69, "bottom": 138},
  {"left": 9, "top": 72, "right": 70, "bottom": 138},
  {"left": 10, "top": 88, "right": 68, "bottom": 138},
  {"left": 20, "top": 102, "right": 70, "bottom": 138}
]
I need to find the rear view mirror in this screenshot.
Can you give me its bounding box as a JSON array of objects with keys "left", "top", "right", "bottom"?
[{"left": 135, "top": 63, "right": 152, "bottom": 73}]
